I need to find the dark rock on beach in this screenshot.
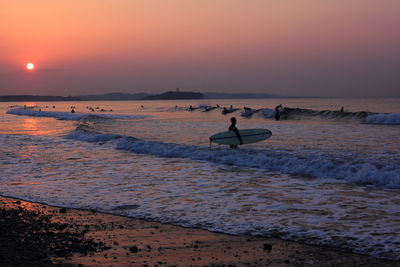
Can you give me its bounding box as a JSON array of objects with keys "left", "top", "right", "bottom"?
[{"left": 0, "top": 205, "right": 109, "bottom": 266}]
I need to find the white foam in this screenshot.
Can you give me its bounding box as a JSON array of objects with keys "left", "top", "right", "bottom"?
[
  {"left": 1, "top": 133, "right": 400, "bottom": 260},
  {"left": 7, "top": 107, "right": 150, "bottom": 121},
  {"left": 262, "top": 108, "right": 276, "bottom": 118},
  {"left": 365, "top": 113, "right": 400, "bottom": 125},
  {"left": 67, "top": 130, "right": 400, "bottom": 189},
  {"left": 240, "top": 109, "right": 258, "bottom": 117}
]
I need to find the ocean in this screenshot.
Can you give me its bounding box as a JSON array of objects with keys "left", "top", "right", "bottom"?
[{"left": 1, "top": 97, "right": 399, "bottom": 260}]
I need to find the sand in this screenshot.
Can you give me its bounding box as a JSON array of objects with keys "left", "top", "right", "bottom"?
[{"left": 0, "top": 195, "right": 399, "bottom": 267}]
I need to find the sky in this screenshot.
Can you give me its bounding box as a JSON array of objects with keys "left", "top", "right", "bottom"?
[{"left": 1, "top": 0, "right": 399, "bottom": 97}]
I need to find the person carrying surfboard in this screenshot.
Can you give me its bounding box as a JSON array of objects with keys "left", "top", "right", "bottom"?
[
  {"left": 228, "top": 117, "right": 243, "bottom": 148},
  {"left": 209, "top": 124, "right": 272, "bottom": 148}
]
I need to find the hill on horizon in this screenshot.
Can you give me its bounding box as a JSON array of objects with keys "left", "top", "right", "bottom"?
[
  {"left": 142, "top": 91, "right": 204, "bottom": 100},
  {"left": 0, "top": 91, "right": 285, "bottom": 102}
]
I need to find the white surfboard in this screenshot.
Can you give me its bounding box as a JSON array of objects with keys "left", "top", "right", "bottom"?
[{"left": 210, "top": 129, "right": 272, "bottom": 146}]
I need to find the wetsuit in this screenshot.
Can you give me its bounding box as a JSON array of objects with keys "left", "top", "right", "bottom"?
[
  {"left": 229, "top": 123, "right": 243, "bottom": 148},
  {"left": 275, "top": 105, "right": 282, "bottom": 120}
]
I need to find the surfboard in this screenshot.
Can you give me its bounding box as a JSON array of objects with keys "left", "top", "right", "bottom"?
[
  {"left": 210, "top": 129, "right": 272, "bottom": 146},
  {"left": 221, "top": 108, "right": 239, "bottom": 115},
  {"left": 202, "top": 106, "right": 217, "bottom": 112}
]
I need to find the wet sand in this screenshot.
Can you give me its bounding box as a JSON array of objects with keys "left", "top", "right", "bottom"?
[{"left": 1, "top": 195, "right": 399, "bottom": 267}]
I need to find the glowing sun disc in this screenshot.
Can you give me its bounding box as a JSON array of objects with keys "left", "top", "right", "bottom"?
[{"left": 26, "top": 63, "right": 35, "bottom": 70}]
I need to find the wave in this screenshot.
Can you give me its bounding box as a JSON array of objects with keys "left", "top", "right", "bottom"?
[
  {"left": 263, "top": 107, "right": 400, "bottom": 125},
  {"left": 240, "top": 109, "right": 260, "bottom": 117},
  {"left": 67, "top": 128, "right": 400, "bottom": 189},
  {"left": 66, "top": 128, "right": 122, "bottom": 143},
  {"left": 6, "top": 107, "right": 150, "bottom": 121},
  {"left": 279, "top": 107, "right": 372, "bottom": 120},
  {"left": 365, "top": 113, "right": 400, "bottom": 125}
]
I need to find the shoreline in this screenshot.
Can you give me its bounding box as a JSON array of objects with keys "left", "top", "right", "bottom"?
[{"left": 1, "top": 195, "right": 399, "bottom": 266}]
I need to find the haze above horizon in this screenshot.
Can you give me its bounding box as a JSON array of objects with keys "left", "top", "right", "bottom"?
[{"left": 1, "top": 0, "right": 399, "bottom": 97}]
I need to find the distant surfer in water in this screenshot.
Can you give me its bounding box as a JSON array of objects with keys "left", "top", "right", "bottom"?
[
  {"left": 275, "top": 104, "right": 282, "bottom": 120},
  {"left": 229, "top": 117, "right": 243, "bottom": 148}
]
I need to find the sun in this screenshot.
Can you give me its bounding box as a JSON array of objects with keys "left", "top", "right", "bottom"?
[{"left": 26, "top": 63, "right": 35, "bottom": 70}]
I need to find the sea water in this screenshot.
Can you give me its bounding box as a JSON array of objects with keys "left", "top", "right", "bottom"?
[{"left": 0, "top": 98, "right": 399, "bottom": 259}]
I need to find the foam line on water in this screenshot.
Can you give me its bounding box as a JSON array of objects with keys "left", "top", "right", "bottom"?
[
  {"left": 67, "top": 129, "right": 400, "bottom": 189},
  {"left": 262, "top": 108, "right": 276, "bottom": 118},
  {"left": 263, "top": 107, "right": 400, "bottom": 125},
  {"left": 365, "top": 113, "right": 400, "bottom": 125},
  {"left": 2, "top": 133, "right": 400, "bottom": 260},
  {"left": 7, "top": 107, "right": 151, "bottom": 121}
]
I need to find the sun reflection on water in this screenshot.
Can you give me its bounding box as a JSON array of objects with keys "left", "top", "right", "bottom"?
[
  {"left": 21, "top": 117, "right": 60, "bottom": 136},
  {"left": 22, "top": 118, "right": 39, "bottom": 133}
]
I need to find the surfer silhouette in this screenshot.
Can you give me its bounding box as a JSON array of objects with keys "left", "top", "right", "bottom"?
[
  {"left": 229, "top": 117, "right": 243, "bottom": 148},
  {"left": 275, "top": 104, "right": 282, "bottom": 120}
]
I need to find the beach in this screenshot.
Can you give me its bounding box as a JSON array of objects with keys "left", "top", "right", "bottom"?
[
  {"left": 1, "top": 99, "right": 400, "bottom": 265},
  {"left": 1, "top": 195, "right": 399, "bottom": 266}
]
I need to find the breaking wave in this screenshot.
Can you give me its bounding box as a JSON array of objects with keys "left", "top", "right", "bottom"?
[
  {"left": 266, "top": 107, "right": 372, "bottom": 120},
  {"left": 8, "top": 106, "right": 399, "bottom": 125},
  {"left": 67, "top": 128, "right": 400, "bottom": 189},
  {"left": 365, "top": 113, "right": 400, "bottom": 125},
  {"left": 263, "top": 107, "right": 400, "bottom": 125},
  {"left": 6, "top": 107, "right": 150, "bottom": 121}
]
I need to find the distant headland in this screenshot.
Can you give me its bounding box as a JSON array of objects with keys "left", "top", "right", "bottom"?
[
  {"left": 142, "top": 91, "right": 204, "bottom": 100},
  {"left": 0, "top": 90, "right": 284, "bottom": 102}
]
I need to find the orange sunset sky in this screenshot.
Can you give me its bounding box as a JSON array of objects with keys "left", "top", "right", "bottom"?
[{"left": 1, "top": 0, "right": 399, "bottom": 97}]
